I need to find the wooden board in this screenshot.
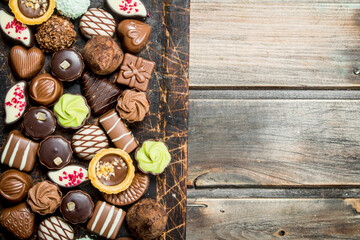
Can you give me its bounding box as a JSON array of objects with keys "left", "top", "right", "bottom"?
[
  {"left": 0, "top": 0, "right": 189, "bottom": 239},
  {"left": 190, "top": 0, "right": 360, "bottom": 87},
  {"left": 188, "top": 98, "right": 360, "bottom": 187},
  {"left": 187, "top": 198, "right": 360, "bottom": 239}
]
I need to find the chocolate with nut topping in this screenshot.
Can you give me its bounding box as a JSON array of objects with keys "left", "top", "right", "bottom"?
[
  {"left": 96, "top": 154, "right": 128, "bottom": 186},
  {"left": 22, "top": 106, "right": 56, "bottom": 140},
  {"left": 18, "top": 0, "right": 49, "bottom": 19}
]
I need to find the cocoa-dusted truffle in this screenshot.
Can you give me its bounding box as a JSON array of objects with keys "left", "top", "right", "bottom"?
[
  {"left": 82, "top": 36, "right": 123, "bottom": 75},
  {"left": 35, "top": 15, "right": 76, "bottom": 53},
  {"left": 126, "top": 198, "right": 168, "bottom": 240}
]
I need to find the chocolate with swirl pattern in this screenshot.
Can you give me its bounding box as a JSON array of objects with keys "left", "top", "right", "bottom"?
[
  {"left": 116, "top": 89, "right": 150, "bottom": 123},
  {"left": 0, "top": 169, "right": 33, "bottom": 203}
]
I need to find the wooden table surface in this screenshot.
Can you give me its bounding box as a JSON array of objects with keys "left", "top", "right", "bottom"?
[{"left": 187, "top": 0, "right": 360, "bottom": 239}]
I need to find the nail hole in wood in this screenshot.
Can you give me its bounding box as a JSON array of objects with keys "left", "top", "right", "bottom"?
[
  {"left": 354, "top": 68, "right": 360, "bottom": 75},
  {"left": 277, "top": 230, "right": 286, "bottom": 237}
]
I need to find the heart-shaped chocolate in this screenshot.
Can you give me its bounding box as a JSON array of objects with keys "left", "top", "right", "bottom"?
[
  {"left": 9, "top": 45, "right": 45, "bottom": 80},
  {"left": 117, "top": 19, "right": 151, "bottom": 54}
]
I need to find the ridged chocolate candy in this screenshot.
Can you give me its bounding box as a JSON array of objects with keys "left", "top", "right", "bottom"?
[
  {"left": 0, "top": 169, "right": 32, "bottom": 203},
  {"left": 82, "top": 72, "right": 122, "bottom": 115}
]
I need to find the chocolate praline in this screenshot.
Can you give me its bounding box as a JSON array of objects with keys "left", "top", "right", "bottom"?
[
  {"left": 22, "top": 106, "right": 56, "bottom": 140},
  {"left": 38, "top": 135, "right": 72, "bottom": 169},
  {"left": 60, "top": 190, "right": 94, "bottom": 224},
  {"left": 0, "top": 169, "right": 33, "bottom": 203},
  {"left": 29, "top": 73, "right": 63, "bottom": 106},
  {"left": 51, "top": 49, "right": 85, "bottom": 82}
]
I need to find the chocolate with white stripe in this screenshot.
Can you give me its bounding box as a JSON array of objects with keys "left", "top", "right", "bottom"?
[
  {"left": 86, "top": 200, "right": 126, "bottom": 239},
  {"left": 99, "top": 109, "right": 138, "bottom": 153},
  {"left": 0, "top": 130, "right": 38, "bottom": 172},
  {"left": 38, "top": 216, "right": 74, "bottom": 240}
]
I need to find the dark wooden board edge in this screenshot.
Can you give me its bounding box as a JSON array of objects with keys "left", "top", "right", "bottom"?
[{"left": 0, "top": 0, "right": 189, "bottom": 239}]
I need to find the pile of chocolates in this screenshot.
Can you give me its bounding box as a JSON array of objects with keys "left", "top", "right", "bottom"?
[{"left": 0, "top": 0, "right": 172, "bottom": 239}]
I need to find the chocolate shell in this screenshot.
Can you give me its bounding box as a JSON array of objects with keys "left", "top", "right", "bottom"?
[
  {"left": 38, "top": 135, "right": 72, "bottom": 170},
  {"left": 60, "top": 190, "right": 94, "bottom": 224},
  {"left": 117, "top": 19, "right": 151, "bottom": 54},
  {"left": 106, "top": 0, "right": 147, "bottom": 19},
  {"left": 22, "top": 106, "right": 56, "bottom": 140},
  {"left": 4, "top": 81, "right": 27, "bottom": 125},
  {"left": 51, "top": 49, "right": 85, "bottom": 82},
  {"left": 29, "top": 73, "right": 63, "bottom": 107},
  {"left": 0, "top": 169, "right": 32, "bottom": 203},
  {"left": 48, "top": 164, "right": 89, "bottom": 188}
]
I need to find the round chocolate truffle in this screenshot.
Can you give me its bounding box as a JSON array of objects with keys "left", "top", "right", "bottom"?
[
  {"left": 29, "top": 73, "right": 63, "bottom": 106},
  {"left": 51, "top": 49, "right": 85, "bottom": 82},
  {"left": 22, "top": 107, "right": 56, "bottom": 140},
  {"left": 60, "top": 190, "right": 94, "bottom": 224},
  {"left": 35, "top": 15, "right": 76, "bottom": 52},
  {"left": 126, "top": 198, "right": 168, "bottom": 240},
  {"left": 38, "top": 135, "right": 72, "bottom": 169},
  {"left": 82, "top": 36, "right": 123, "bottom": 75}
]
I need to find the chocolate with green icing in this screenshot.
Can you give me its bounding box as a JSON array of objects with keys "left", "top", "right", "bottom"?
[
  {"left": 135, "top": 140, "right": 171, "bottom": 175},
  {"left": 54, "top": 93, "right": 90, "bottom": 129}
]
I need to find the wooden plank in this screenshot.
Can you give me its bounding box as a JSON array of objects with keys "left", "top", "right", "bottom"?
[
  {"left": 188, "top": 98, "right": 360, "bottom": 187},
  {"left": 0, "top": 0, "right": 189, "bottom": 239},
  {"left": 190, "top": 0, "right": 360, "bottom": 87},
  {"left": 187, "top": 198, "right": 360, "bottom": 239}
]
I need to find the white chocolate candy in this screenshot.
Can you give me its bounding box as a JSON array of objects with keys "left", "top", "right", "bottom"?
[
  {"left": 4, "top": 81, "right": 27, "bottom": 125},
  {"left": 48, "top": 165, "right": 88, "bottom": 188},
  {"left": 0, "top": 9, "right": 33, "bottom": 47},
  {"left": 106, "top": 0, "right": 147, "bottom": 18},
  {"left": 38, "top": 216, "right": 74, "bottom": 240},
  {"left": 79, "top": 8, "right": 116, "bottom": 39}
]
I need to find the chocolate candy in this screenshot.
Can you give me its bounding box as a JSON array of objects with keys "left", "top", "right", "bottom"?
[
  {"left": 72, "top": 125, "right": 109, "bottom": 161},
  {"left": 82, "top": 72, "right": 122, "bottom": 115},
  {"left": 27, "top": 180, "right": 62, "bottom": 215},
  {"left": 0, "top": 169, "right": 32, "bottom": 203},
  {"left": 80, "top": 8, "right": 116, "bottom": 39},
  {"left": 16, "top": 0, "right": 50, "bottom": 20},
  {"left": 82, "top": 36, "right": 124, "bottom": 75},
  {"left": 22, "top": 106, "right": 56, "bottom": 140},
  {"left": 1, "top": 130, "right": 38, "bottom": 172},
  {"left": 51, "top": 49, "right": 85, "bottom": 82},
  {"left": 4, "top": 81, "right": 27, "bottom": 125},
  {"left": 98, "top": 154, "right": 128, "bottom": 186},
  {"left": 117, "top": 19, "right": 151, "bottom": 54},
  {"left": 38, "top": 216, "right": 75, "bottom": 240},
  {"left": 0, "top": 9, "right": 34, "bottom": 47},
  {"left": 9, "top": 45, "right": 44, "bottom": 80},
  {"left": 48, "top": 164, "right": 88, "bottom": 188},
  {"left": 60, "top": 190, "right": 94, "bottom": 224},
  {"left": 38, "top": 135, "right": 72, "bottom": 169},
  {"left": 116, "top": 89, "right": 150, "bottom": 122},
  {"left": 116, "top": 53, "right": 155, "bottom": 92},
  {"left": 99, "top": 109, "right": 138, "bottom": 153},
  {"left": 86, "top": 201, "right": 126, "bottom": 239},
  {"left": 106, "top": 0, "right": 147, "bottom": 19},
  {"left": 0, "top": 202, "right": 35, "bottom": 240},
  {"left": 29, "top": 73, "right": 63, "bottom": 106},
  {"left": 103, "top": 172, "right": 149, "bottom": 206}
]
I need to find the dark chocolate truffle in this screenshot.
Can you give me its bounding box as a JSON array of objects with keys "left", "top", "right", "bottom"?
[
  {"left": 51, "top": 49, "right": 85, "bottom": 82},
  {"left": 22, "top": 106, "right": 56, "bottom": 140},
  {"left": 38, "top": 135, "right": 72, "bottom": 169},
  {"left": 60, "top": 190, "right": 94, "bottom": 224},
  {"left": 82, "top": 36, "right": 123, "bottom": 75},
  {"left": 126, "top": 198, "right": 168, "bottom": 240}
]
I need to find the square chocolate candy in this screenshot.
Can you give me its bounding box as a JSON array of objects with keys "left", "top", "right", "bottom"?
[
  {"left": 116, "top": 53, "right": 155, "bottom": 92},
  {"left": 86, "top": 201, "right": 126, "bottom": 239},
  {"left": 1, "top": 130, "right": 38, "bottom": 172}
]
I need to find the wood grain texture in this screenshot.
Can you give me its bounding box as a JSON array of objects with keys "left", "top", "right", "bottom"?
[
  {"left": 190, "top": 0, "right": 360, "bottom": 87},
  {"left": 0, "top": 0, "right": 189, "bottom": 239},
  {"left": 188, "top": 98, "right": 360, "bottom": 187},
  {"left": 187, "top": 198, "right": 360, "bottom": 239}
]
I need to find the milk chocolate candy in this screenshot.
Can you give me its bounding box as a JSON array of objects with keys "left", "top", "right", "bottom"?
[
  {"left": 1, "top": 130, "right": 38, "bottom": 172},
  {"left": 116, "top": 53, "right": 155, "bottom": 92},
  {"left": 0, "top": 169, "right": 32, "bottom": 203},
  {"left": 48, "top": 164, "right": 89, "bottom": 188},
  {"left": 106, "top": 0, "right": 147, "bottom": 19},
  {"left": 86, "top": 201, "right": 126, "bottom": 239},
  {"left": 51, "top": 49, "right": 85, "bottom": 82},
  {"left": 103, "top": 172, "right": 149, "bottom": 206},
  {"left": 38, "top": 216, "right": 75, "bottom": 240},
  {"left": 4, "top": 81, "right": 27, "bottom": 125},
  {"left": 0, "top": 202, "right": 35, "bottom": 240},
  {"left": 72, "top": 124, "right": 109, "bottom": 161},
  {"left": 82, "top": 72, "right": 122, "bottom": 115},
  {"left": 60, "top": 190, "right": 94, "bottom": 224},
  {"left": 99, "top": 109, "right": 138, "bottom": 153},
  {"left": 117, "top": 19, "right": 151, "bottom": 54},
  {"left": 0, "top": 9, "right": 34, "bottom": 47},
  {"left": 29, "top": 73, "right": 63, "bottom": 106},
  {"left": 9, "top": 45, "right": 45, "bottom": 80},
  {"left": 80, "top": 8, "right": 116, "bottom": 39},
  {"left": 22, "top": 106, "right": 56, "bottom": 140},
  {"left": 38, "top": 135, "right": 72, "bottom": 169}
]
